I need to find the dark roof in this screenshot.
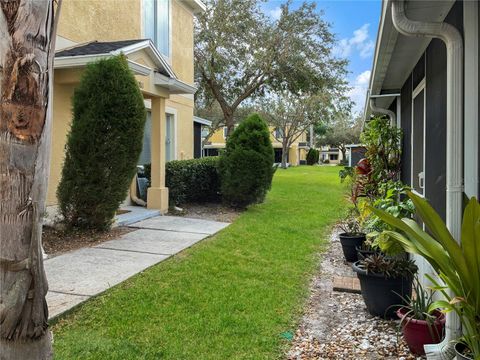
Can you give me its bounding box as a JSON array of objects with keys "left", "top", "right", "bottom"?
[{"left": 56, "top": 39, "right": 147, "bottom": 57}]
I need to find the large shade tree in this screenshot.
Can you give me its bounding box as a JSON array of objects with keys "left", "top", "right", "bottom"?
[
  {"left": 195, "top": 0, "right": 348, "bottom": 136},
  {"left": 316, "top": 114, "right": 363, "bottom": 161},
  {"left": 0, "top": 0, "right": 61, "bottom": 358}
]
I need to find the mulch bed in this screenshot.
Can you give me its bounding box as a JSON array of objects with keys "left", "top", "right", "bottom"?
[
  {"left": 171, "top": 203, "right": 242, "bottom": 223},
  {"left": 287, "top": 228, "right": 421, "bottom": 360},
  {"left": 42, "top": 226, "right": 133, "bottom": 257}
]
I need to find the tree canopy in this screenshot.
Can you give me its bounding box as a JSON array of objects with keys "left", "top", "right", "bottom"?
[{"left": 195, "top": 0, "right": 348, "bottom": 135}]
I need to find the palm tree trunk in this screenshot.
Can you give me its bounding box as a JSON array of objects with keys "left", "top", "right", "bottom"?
[{"left": 0, "top": 1, "right": 60, "bottom": 358}]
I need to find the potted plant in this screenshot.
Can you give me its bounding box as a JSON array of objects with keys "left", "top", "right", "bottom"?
[
  {"left": 338, "top": 216, "right": 365, "bottom": 262},
  {"left": 396, "top": 277, "right": 446, "bottom": 356},
  {"left": 370, "top": 193, "right": 480, "bottom": 359},
  {"left": 352, "top": 253, "right": 417, "bottom": 318}
]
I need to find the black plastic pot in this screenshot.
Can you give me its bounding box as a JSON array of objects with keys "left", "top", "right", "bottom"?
[
  {"left": 352, "top": 261, "right": 413, "bottom": 319},
  {"left": 339, "top": 233, "right": 366, "bottom": 262},
  {"left": 355, "top": 245, "right": 378, "bottom": 260},
  {"left": 455, "top": 343, "right": 474, "bottom": 360}
]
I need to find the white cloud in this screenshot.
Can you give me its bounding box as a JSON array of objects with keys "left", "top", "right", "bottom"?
[
  {"left": 269, "top": 7, "right": 282, "bottom": 21},
  {"left": 335, "top": 24, "right": 375, "bottom": 59},
  {"left": 347, "top": 70, "right": 371, "bottom": 114}
]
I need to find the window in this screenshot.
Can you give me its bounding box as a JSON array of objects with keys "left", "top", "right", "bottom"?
[
  {"left": 275, "top": 127, "right": 284, "bottom": 139},
  {"left": 330, "top": 154, "right": 338, "bottom": 161},
  {"left": 165, "top": 112, "right": 176, "bottom": 161},
  {"left": 411, "top": 79, "right": 425, "bottom": 195},
  {"left": 144, "top": 0, "right": 170, "bottom": 57},
  {"left": 223, "top": 126, "right": 228, "bottom": 139}
]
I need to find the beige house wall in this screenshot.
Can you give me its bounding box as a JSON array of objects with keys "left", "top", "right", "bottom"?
[
  {"left": 207, "top": 126, "right": 309, "bottom": 165},
  {"left": 48, "top": 0, "right": 198, "bottom": 210}
]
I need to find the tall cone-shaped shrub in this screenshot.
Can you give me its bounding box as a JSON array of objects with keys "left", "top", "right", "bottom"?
[
  {"left": 57, "top": 55, "right": 146, "bottom": 230},
  {"left": 219, "top": 114, "right": 275, "bottom": 207}
]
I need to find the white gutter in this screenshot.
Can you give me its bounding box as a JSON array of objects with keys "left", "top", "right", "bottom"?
[
  {"left": 391, "top": 0, "right": 464, "bottom": 358},
  {"left": 369, "top": 97, "right": 396, "bottom": 124}
]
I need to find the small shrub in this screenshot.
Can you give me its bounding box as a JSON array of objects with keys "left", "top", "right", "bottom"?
[
  {"left": 306, "top": 148, "right": 319, "bottom": 165},
  {"left": 339, "top": 159, "right": 348, "bottom": 166},
  {"left": 165, "top": 157, "right": 221, "bottom": 206},
  {"left": 219, "top": 114, "right": 275, "bottom": 208},
  {"left": 323, "top": 159, "right": 330, "bottom": 164},
  {"left": 57, "top": 55, "right": 146, "bottom": 230}
]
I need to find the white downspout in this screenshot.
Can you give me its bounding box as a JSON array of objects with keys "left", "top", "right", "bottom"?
[
  {"left": 391, "top": 0, "right": 464, "bottom": 358},
  {"left": 369, "top": 98, "right": 396, "bottom": 125}
]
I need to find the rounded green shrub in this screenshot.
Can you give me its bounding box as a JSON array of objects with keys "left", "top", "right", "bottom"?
[
  {"left": 57, "top": 55, "right": 146, "bottom": 230},
  {"left": 306, "top": 148, "right": 319, "bottom": 165},
  {"left": 219, "top": 114, "right": 275, "bottom": 208},
  {"left": 165, "top": 157, "right": 221, "bottom": 206}
]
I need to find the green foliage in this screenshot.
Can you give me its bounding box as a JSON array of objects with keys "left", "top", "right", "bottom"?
[
  {"left": 306, "top": 148, "right": 319, "bottom": 165},
  {"left": 358, "top": 253, "right": 417, "bottom": 279},
  {"left": 164, "top": 157, "right": 221, "bottom": 206},
  {"left": 371, "top": 193, "right": 480, "bottom": 358},
  {"left": 52, "top": 167, "right": 346, "bottom": 359},
  {"left": 397, "top": 277, "right": 439, "bottom": 322},
  {"left": 360, "top": 117, "right": 402, "bottom": 197},
  {"left": 339, "top": 166, "right": 354, "bottom": 182},
  {"left": 57, "top": 56, "right": 146, "bottom": 230},
  {"left": 195, "top": 0, "right": 349, "bottom": 131},
  {"left": 219, "top": 114, "right": 275, "bottom": 208}
]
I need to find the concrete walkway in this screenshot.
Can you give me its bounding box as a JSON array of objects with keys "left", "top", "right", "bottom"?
[{"left": 45, "top": 216, "right": 230, "bottom": 319}]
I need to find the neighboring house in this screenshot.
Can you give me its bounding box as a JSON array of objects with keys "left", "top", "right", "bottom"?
[
  {"left": 366, "top": 0, "right": 478, "bottom": 354},
  {"left": 345, "top": 144, "right": 366, "bottom": 167},
  {"left": 193, "top": 116, "right": 212, "bottom": 158},
  {"left": 319, "top": 146, "right": 344, "bottom": 164},
  {"left": 48, "top": 0, "right": 206, "bottom": 213},
  {"left": 203, "top": 126, "right": 310, "bottom": 165}
]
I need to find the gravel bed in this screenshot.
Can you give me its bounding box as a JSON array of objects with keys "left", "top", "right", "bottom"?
[{"left": 287, "top": 229, "right": 422, "bottom": 360}]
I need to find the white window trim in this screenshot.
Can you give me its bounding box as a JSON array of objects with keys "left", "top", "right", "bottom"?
[
  {"left": 166, "top": 106, "right": 178, "bottom": 161},
  {"left": 141, "top": 0, "right": 173, "bottom": 63},
  {"left": 464, "top": 0, "right": 479, "bottom": 198},
  {"left": 411, "top": 77, "right": 426, "bottom": 198}
]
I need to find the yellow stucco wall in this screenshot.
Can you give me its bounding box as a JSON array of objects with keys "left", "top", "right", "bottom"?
[
  {"left": 47, "top": 82, "right": 76, "bottom": 205},
  {"left": 206, "top": 126, "right": 309, "bottom": 166},
  {"left": 171, "top": 1, "right": 194, "bottom": 84},
  {"left": 58, "top": 0, "right": 141, "bottom": 43},
  {"left": 48, "top": 1, "right": 197, "bottom": 206}
]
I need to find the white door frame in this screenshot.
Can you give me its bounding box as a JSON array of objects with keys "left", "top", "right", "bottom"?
[
  {"left": 411, "top": 77, "right": 426, "bottom": 197},
  {"left": 165, "top": 106, "right": 177, "bottom": 161}
]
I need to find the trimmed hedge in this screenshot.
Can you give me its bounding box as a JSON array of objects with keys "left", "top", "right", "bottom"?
[
  {"left": 57, "top": 55, "right": 146, "bottom": 230},
  {"left": 306, "top": 148, "right": 319, "bottom": 165},
  {"left": 219, "top": 114, "right": 275, "bottom": 208},
  {"left": 165, "top": 157, "right": 221, "bottom": 206}
]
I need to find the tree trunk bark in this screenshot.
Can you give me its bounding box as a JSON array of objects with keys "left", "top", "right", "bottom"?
[
  {"left": 223, "top": 111, "right": 235, "bottom": 138},
  {"left": 340, "top": 145, "right": 346, "bottom": 163},
  {"left": 281, "top": 140, "right": 289, "bottom": 169},
  {"left": 0, "top": 1, "right": 60, "bottom": 358}
]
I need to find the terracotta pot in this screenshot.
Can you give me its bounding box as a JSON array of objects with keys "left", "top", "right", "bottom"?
[{"left": 396, "top": 307, "right": 446, "bottom": 356}]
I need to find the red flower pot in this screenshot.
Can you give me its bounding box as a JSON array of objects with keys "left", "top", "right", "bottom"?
[{"left": 396, "top": 307, "right": 446, "bottom": 356}]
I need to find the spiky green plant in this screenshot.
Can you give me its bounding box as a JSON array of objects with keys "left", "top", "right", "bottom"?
[{"left": 370, "top": 193, "right": 480, "bottom": 359}]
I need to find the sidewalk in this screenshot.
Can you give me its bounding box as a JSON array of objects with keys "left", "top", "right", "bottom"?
[{"left": 45, "top": 216, "right": 230, "bottom": 320}]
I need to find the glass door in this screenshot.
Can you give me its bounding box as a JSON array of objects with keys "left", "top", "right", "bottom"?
[{"left": 165, "top": 113, "right": 175, "bottom": 162}]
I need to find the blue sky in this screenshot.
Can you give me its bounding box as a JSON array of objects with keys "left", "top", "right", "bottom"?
[{"left": 264, "top": 0, "right": 382, "bottom": 114}]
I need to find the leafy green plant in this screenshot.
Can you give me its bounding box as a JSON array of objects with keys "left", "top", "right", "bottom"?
[
  {"left": 397, "top": 277, "right": 439, "bottom": 322},
  {"left": 165, "top": 157, "right": 221, "bottom": 206},
  {"left": 358, "top": 253, "right": 417, "bottom": 279},
  {"left": 360, "top": 117, "right": 402, "bottom": 198},
  {"left": 370, "top": 192, "right": 480, "bottom": 358},
  {"left": 219, "top": 113, "right": 275, "bottom": 208},
  {"left": 306, "top": 148, "right": 319, "bottom": 165},
  {"left": 57, "top": 56, "right": 146, "bottom": 230}
]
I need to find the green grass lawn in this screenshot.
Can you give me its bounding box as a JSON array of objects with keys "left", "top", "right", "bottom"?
[{"left": 52, "top": 166, "right": 347, "bottom": 359}]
